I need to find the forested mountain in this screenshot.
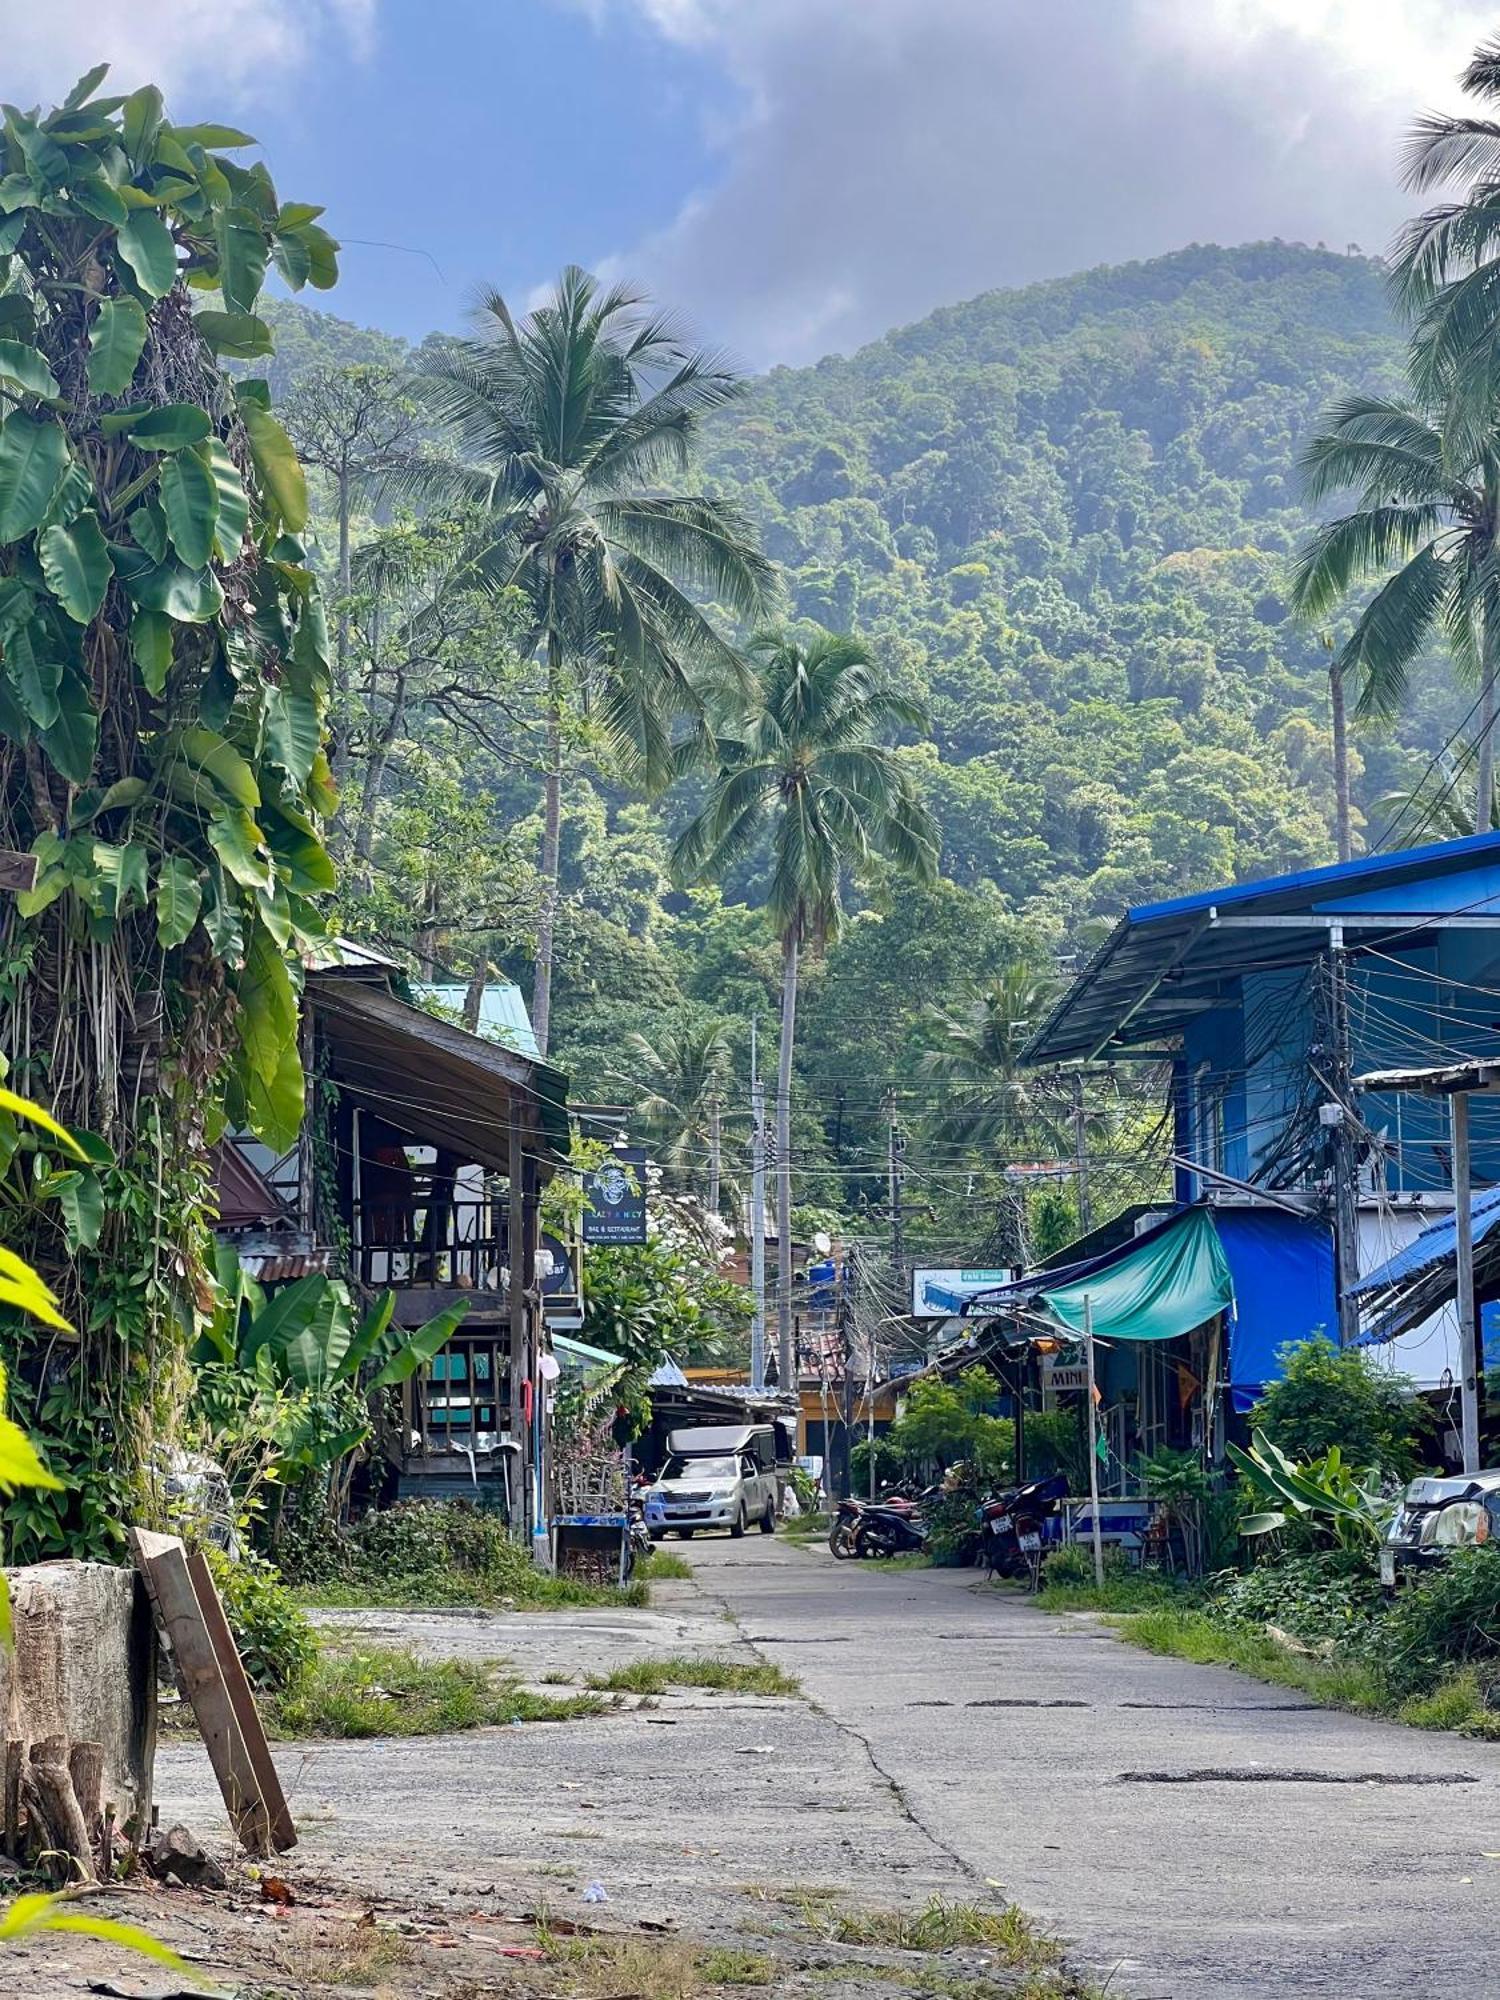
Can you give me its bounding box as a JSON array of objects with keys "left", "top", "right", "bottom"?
[{"left": 270, "top": 242, "right": 1452, "bottom": 1253}]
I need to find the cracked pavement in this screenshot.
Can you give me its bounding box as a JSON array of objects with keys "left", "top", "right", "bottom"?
[{"left": 688, "top": 1535, "right": 1500, "bottom": 1997}]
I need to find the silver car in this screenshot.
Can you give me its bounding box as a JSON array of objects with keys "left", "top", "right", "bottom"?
[{"left": 646, "top": 1450, "right": 777, "bottom": 1539}]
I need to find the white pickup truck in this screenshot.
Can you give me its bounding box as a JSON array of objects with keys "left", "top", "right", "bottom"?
[{"left": 644, "top": 1423, "right": 779, "bottom": 1539}]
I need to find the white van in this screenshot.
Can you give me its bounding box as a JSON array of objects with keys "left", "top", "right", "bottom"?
[{"left": 645, "top": 1424, "right": 779, "bottom": 1539}]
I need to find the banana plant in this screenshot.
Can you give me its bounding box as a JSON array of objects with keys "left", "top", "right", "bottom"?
[
  {"left": 1227, "top": 1431, "right": 1393, "bottom": 1549},
  {"left": 197, "top": 1257, "right": 469, "bottom": 1508}
]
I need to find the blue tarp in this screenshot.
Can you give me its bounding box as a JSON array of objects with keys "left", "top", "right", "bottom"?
[{"left": 1213, "top": 1207, "right": 1336, "bottom": 1413}]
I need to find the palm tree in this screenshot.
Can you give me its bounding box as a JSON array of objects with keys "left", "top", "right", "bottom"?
[
  {"left": 401, "top": 268, "right": 777, "bottom": 1053},
  {"left": 1289, "top": 394, "right": 1500, "bottom": 832},
  {"left": 916, "top": 962, "right": 1065, "bottom": 1153},
  {"left": 1392, "top": 34, "right": 1500, "bottom": 436},
  {"left": 672, "top": 630, "right": 939, "bottom": 1386},
  {"left": 611, "top": 1017, "right": 739, "bottom": 1214}
]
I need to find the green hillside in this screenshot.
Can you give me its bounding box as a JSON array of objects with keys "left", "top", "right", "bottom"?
[
  {"left": 696, "top": 242, "right": 1431, "bottom": 929},
  {"left": 270, "top": 243, "right": 1456, "bottom": 1241}
]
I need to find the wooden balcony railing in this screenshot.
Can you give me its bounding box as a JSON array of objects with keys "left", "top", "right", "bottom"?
[{"left": 351, "top": 1193, "right": 512, "bottom": 1294}]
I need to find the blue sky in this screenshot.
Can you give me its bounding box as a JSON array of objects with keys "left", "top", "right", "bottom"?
[
  {"left": 9, "top": 1, "right": 1499, "bottom": 368},
  {"left": 233, "top": 2, "right": 738, "bottom": 350}
]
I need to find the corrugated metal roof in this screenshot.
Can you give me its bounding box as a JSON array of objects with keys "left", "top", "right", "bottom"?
[
  {"left": 416, "top": 982, "right": 540, "bottom": 1060},
  {"left": 1351, "top": 1190, "right": 1500, "bottom": 1298},
  {"left": 1025, "top": 831, "right": 1500, "bottom": 1066}
]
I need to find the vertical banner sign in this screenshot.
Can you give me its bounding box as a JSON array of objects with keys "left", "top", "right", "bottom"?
[{"left": 583, "top": 1146, "right": 648, "bottom": 1245}]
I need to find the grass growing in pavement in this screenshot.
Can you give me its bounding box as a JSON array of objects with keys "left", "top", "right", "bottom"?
[
  {"left": 266, "top": 1645, "right": 610, "bottom": 1738},
  {"left": 1116, "top": 1608, "right": 1500, "bottom": 1738},
  {"left": 790, "top": 1894, "right": 1064, "bottom": 1966},
  {"left": 584, "top": 1655, "right": 800, "bottom": 1698},
  {"left": 636, "top": 1548, "right": 694, "bottom": 1580}
]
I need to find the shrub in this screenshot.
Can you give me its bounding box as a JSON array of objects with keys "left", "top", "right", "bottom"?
[
  {"left": 324, "top": 1500, "right": 530, "bottom": 1603},
  {"left": 200, "top": 1545, "right": 316, "bottom": 1693},
  {"left": 1040, "top": 1543, "right": 1097, "bottom": 1588},
  {"left": 1210, "top": 1548, "right": 1384, "bottom": 1646},
  {"left": 1250, "top": 1337, "right": 1424, "bottom": 1478},
  {"left": 1374, "top": 1545, "right": 1500, "bottom": 1702}
]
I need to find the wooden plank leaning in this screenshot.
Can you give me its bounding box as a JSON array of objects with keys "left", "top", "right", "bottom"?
[
  {"left": 128, "top": 1529, "right": 294, "bottom": 1858},
  {"left": 185, "top": 1547, "right": 295, "bottom": 1853}
]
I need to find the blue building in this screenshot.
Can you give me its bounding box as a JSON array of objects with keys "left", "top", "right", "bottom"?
[{"left": 1021, "top": 831, "right": 1500, "bottom": 1433}]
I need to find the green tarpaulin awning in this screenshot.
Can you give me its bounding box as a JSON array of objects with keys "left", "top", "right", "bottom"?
[{"left": 1035, "top": 1206, "right": 1234, "bottom": 1342}]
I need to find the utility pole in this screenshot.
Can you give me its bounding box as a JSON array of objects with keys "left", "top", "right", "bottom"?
[
  {"left": 888, "top": 1113, "right": 906, "bottom": 1308},
  {"left": 1324, "top": 930, "right": 1361, "bottom": 1347},
  {"left": 707, "top": 1095, "right": 721, "bottom": 1221},
  {"left": 836, "top": 1251, "right": 854, "bottom": 1499},
  {"left": 750, "top": 1022, "right": 766, "bottom": 1393},
  {"left": 1450, "top": 1090, "right": 1482, "bottom": 1474},
  {"left": 1071, "top": 1070, "right": 1093, "bottom": 1234},
  {"left": 1082, "top": 1295, "right": 1105, "bottom": 1590}
]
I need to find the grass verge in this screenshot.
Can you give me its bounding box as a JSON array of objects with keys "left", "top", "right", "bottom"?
[
  {"left": 1116, "top": 1608, "right": 1500, "bottom": 1737},
  {"left": 583, "top": 1655, "right": 800, "bottom": 1698},
  {"left": 265, "top": 1644, "right": 610, "bottom": 1738},
  {"left": 788, "top": 1893, "right": 1062, "bottom": 1966},
  {"left": 295, "top": 1572, "right": 651, "bottom": 1613}
]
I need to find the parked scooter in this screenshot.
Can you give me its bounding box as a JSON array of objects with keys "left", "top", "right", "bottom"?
[
  {"left": 977, "top": 1473, "right": 1069, "bottom": 1586},
  {"left": 828, "top": 1482, "right": 921, "bottom": 1559},
  {"left": 854, "top": 1485, "right": 937, "bottom": 1558}
]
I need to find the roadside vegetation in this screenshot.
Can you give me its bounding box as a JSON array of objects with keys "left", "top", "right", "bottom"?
[
  {"left": 1026, "top": 1340, "right": 1500, "bottom": 1739},
  {"left": 266, "top": 1644, "right": 610, "bottom": 1739},
  {"left": 583, "top": 1656, "right": 799, "bottom": 1698}
]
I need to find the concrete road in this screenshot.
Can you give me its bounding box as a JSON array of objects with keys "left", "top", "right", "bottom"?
[{"left": 688, "top": 1534, "right": 1500, "bottom": 1999}]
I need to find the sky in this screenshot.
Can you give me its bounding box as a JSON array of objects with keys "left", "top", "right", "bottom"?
[{"left": 6, "top": 0, "right": 1499, "bottom": 368}]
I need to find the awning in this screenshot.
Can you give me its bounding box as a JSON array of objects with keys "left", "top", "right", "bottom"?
[
  {"left": 966, "top": 1205, "right": 1234, "bottom": 1343},
  {"left": 1349, "top": 1189, "right": 1500, "bottom": 1346},
  {"left": 554, "top": 1334, "right": 626, "bottom": 1375}
]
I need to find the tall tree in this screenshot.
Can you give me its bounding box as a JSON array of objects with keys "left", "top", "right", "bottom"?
[
  {"left": 0, "top": 73, "right": 337, "bottom": 1550},
  {"left": 397, "top": 269, "right": 777, "bottom": 1055},
  {"left": 1289, "top": 394, "right": 1500, "bottom": 827},
  {"left": 611, "top": 1016, "right": 737, "bottom": 1212},
  {"left": 1388, "top": 30, "right": 1500, "bottom": 823},
  {"left": 915, "top": 962, "right": 1064, "bottom": 1152},
  {"left": 672, "top": 631, "right": 938, "bottom": 1386},
  {"left": 281, "top": 364, "right": 415, "bottom": 783}
]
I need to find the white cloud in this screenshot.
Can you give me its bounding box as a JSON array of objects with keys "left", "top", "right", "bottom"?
[
  {"left": 571, "top": 0, "right": 1498, "bottom": 366},
  {"left": 0, "top": 0, "right": 376, "bottom": 105}
]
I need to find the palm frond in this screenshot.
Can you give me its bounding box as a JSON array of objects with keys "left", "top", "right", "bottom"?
[
  {"left": 1343, "top": 543, "right": 1451, "bottom": 721},
  {"left": 1288, "top": 503, "right": 1446, "bottom": 621}
]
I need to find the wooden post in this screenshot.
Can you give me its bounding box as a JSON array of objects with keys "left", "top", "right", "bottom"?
[
  {"left": 508, "top": 1110, "right": 529, "bottom": 1535},
  {"left": 129, "top": 1530, "right": 280, "bottom": 1857},
  {"left": 1451, "top": 1091, "right": 1481, "bottom": 1475},
  {"left": 1083, "top": 1295, "right": 1105, "bottom": 1591},
  {"left": 523, "top": 1149, "right": 543, "bottom": 1549},
  {"left": 185, "top": 1550, "right": 295, "bottom": 1852}
]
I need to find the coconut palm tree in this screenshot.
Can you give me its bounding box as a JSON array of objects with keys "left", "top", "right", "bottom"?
[
  {"left": 611, "top": 1016, "right": 741, "bottom": 1214},
  {"left": 399, "top": 268, "right": 777, "bottom": 1053},
  {"left": 1289, "top": 394, "right": 1500, "bottom": 833},
  {"left": 1392, "top": 33, "right": 1500, "bottom": 435},
  {"left": 916, "top": 962, "right": 1066, "bottom": 1153},
  {"left": 671, "top": 630, "right": 939, "bottom": 1386}
]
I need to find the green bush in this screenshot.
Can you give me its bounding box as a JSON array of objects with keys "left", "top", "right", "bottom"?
[
  {"left": 1374, "top": 1546, "right": 1500, "bottom": 1702},
  {"left": 1250, "top": 1337, "right": 1424, "bottom": 1478},
  {"left": 322, "top": 1500, "right": 531, "bottom": 1603},
  {"left": 1210, "top": 1548, "right": 1384, "bottom": 1646},
  {"left": 1041, "top": 1543, "right": 1137, "bottom": 1590},
  {"left": 200, "top": 1545, "right": 316, "bottom": 1693},
  {"left": 849, "top": 1436, "right": 904, "bottom": 1496}
]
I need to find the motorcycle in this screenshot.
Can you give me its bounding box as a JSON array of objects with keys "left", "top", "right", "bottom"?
[
  {"left": 828, "top": 1483, "right": 921, "bottom": 1559},
  {"left": 977, "top": 1474, "right": 1068, "bottom": 1587},
  {"left": 853, "top": 1485, "right": 937, "bottom": 1559}
]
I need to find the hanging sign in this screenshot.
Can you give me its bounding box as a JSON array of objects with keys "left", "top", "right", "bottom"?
[
  {"left": 1042, "top": 1359, "right": 1089, "bottom": 1394},
  {"left": 583, "top": 1146, "right": 648, "bottom": 1245}
]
